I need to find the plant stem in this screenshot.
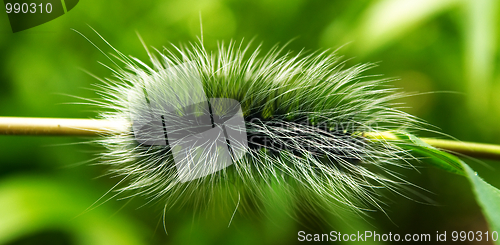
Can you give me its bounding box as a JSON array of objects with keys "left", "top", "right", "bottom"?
[
  {"left": 0, "top": 117, "right": 129, "bottom": 136},
  {"left": 363, "top": 131, "right": 500, "bottom": 161},
  {"left": 417, "top": 138, "right": 500, "bottom": 161},
  {"left": 2, "top": 117, "right": 500, "bottom": 160}
]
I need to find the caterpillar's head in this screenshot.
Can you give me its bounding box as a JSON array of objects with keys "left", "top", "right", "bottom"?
[{"left": 93, "top": 39, "right": 420, "bottom": 221}]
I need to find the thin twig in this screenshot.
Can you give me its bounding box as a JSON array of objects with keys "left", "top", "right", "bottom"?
[
  {"left": 363, "top": 131, "right": 500, "bottom": 161},
  {"left": 1, "top": 117, "right": 500, "bottom": 160},
  {"left": 418, "top": 138, "right": 500, "bottom": 161},
  {"left": 0, "top": 117, "right": 129, "bottom": 136}
]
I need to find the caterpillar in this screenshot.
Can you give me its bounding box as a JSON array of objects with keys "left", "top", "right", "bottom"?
[{"left": 85, "top": 33, "right": 421, "bottom": 221}]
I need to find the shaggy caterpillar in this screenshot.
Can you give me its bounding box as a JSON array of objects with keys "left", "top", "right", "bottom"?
[{"left": 83, "top": 31, "right": 423, "bottom": 223}]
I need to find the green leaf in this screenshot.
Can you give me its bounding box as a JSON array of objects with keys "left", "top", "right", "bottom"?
[
  {"left": 391, "top": 131, "right": 465, "bottom": 176},
  {"left": 462, "top": 164, "right": 500, "bottom": 242},
  {"left": 385, "top": 131, "right": 500, "bottom": 240}
]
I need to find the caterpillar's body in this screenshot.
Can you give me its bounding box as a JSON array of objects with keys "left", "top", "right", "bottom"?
[{"left": 93, "top": 39, "right": 418, "bottom": 219}]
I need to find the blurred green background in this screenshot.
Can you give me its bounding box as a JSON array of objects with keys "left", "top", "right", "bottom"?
[{"left": 1, "top": 0, "right": 500, "bottom": 244}]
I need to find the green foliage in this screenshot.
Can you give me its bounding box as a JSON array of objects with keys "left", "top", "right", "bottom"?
[
  {"left": 463, "top": 164, "right": 500, "bottom": 245},
  {"left": 0, "top": 175, "right": 149, "bottom": 245},
  {"left": 391, "top": 131, "right": 465, "bottom": 176},
  {"left": 390, "top": 131, "right": 500, "bottom": 242},
  {"left": 1, "top": 0, "right": 500, "bottom": 244}
]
